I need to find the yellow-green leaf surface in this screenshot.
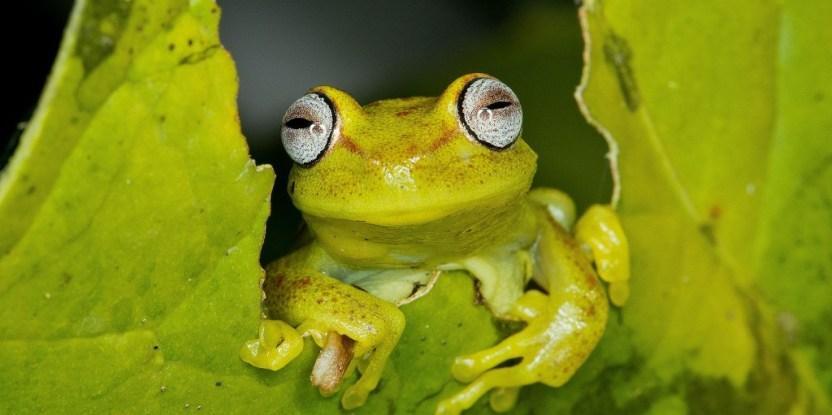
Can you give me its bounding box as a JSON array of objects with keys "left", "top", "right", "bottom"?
[
  {"left": 574, "top": 0, "right": 831, "bottom": 412},
  {"left": 0, "top": 0, "right": 276, "bottom": 412}
]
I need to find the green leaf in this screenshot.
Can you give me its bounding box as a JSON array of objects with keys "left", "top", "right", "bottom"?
[
  {"left": 754, "top": 1, "right": 832, "bottom": 395},
  {"left": 573, "top": 0, "right": 832, "bottom": 412},
  {"left": 0, "top": 0, "right": 275, "bottom": 412}
]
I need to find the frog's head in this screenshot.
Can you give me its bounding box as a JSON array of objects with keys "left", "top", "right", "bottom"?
[{"left": 282, "top": 73, "right": 537, "bottom": 227}]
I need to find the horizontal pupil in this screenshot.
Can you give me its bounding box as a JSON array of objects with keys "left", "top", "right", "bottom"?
[
  {"left": 486, "top": 101, "right": 512, "bottom": 110},
  {"left": 285, "top": 118, "right": 314, "bottom": 129}
]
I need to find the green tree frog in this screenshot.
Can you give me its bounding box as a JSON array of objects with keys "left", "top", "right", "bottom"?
[{"left": 240, "top": 73, "right": 630, "bottom": 414}]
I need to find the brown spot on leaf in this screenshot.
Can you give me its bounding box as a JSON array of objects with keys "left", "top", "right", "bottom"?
[
  {"left": 603, "top": 31, "right": 640, "bottom": 112},
  {"left": 699, "top": 223, "right": 717, "bottom": 246},
  {"left": 709, "top": 204, "right": 722, "bottom": 220}
]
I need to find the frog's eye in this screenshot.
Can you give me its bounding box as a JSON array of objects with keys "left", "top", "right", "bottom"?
[
  {"left": 457, "top": 78, "right": 522, "bottom": 149},
  {"left": 281, "top": 93, "right": 337, "bottom": 166}
]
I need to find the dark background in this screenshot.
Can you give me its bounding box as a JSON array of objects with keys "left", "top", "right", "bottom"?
[
  {"left": 1, "top": 0, "right": 607, "bottom": 262},
  {"left": 0, "top": 1, "right": 512, "bottom": 170}
]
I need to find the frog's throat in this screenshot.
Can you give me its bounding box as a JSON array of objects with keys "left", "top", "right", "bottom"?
[
  {"left": 293, "top": 175, "right": 533, "bottom": 228},
  {"left": 303, "top": 197, "right": 539, "bottom": 269}
]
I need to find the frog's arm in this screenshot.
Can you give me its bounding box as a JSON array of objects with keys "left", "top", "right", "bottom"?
[
  {"left": 240, "top": 246, "right": 405, "bottom": 410},
  {"left": 437, "top": 201, "right": 611, "bottom": 415},
  {"left": 575, "top": 204, "right": 631, "bottom": 305},
  {"left": 527, "top": 188, "right": 576, "bottom": 230},
  {"left": 530, "top": 187, "right": 630, "bottom": 305}
]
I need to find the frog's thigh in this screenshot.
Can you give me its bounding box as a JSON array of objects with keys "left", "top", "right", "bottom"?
[
  {"left": 258, "top": 255, "right": 405, "bottom": 409},
  {"left": 575, "top": 204, "right": 631, "bottom": 306}
]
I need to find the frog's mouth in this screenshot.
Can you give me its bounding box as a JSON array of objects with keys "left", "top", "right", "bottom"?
[{"left": 294, "top": 177, "right": 532, "bottom": 228}]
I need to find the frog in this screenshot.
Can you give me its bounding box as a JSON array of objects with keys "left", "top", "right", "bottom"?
[{"left": 240, "top": 73, "right": 630, "bottom": 414}]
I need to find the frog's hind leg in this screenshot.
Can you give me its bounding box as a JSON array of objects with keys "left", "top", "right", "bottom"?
[
  {"left": 437, "top": 205, "right": 610, "bottom": 415},
  {"left": 241, "top": 249, "right": 405, "bottom": 410},
  {"left": 449, "top": 290, "right": 548, "bottom": 383}
]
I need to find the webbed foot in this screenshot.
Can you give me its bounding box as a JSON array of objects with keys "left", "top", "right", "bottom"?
[
  {"left": 241, "top": 260, "right": 405, "bottom": 409},
  {"left": 436, "top": 289, "right": 606, "bottom": 414},
  {"left": 240, "top": 320, "right": 304, "bottom": 371},
  {"left": 438, "top": 199, "right": 618, "bottom": 414}
]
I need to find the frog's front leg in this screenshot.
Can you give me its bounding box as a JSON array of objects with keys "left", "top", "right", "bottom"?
[
  {"left": 575, "top": 204, "right": 631, "bottom": 306},
  {"left": 437, "top": 203, "right": 617, "bottom": 415},
  {"left": 240, "top": 247, "right": 405, "bottom": 409},
  {"left": 527, "top": 189, "right": 630, "bottom": 303}
]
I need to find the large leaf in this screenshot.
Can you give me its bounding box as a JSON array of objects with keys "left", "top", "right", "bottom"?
[
  {"left": 0, "top": 0, "right": 275, "bottom": 412},
  {"left": 754, "top": 1, "right": 832, "bottom": 395},
  {"left": 574, "top": 0, "right": 831, "bottom": 412}
]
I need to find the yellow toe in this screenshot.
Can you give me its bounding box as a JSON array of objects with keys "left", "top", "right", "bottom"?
[{"left": 240, "top": 320, "right": 304, "bottom": 371}]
